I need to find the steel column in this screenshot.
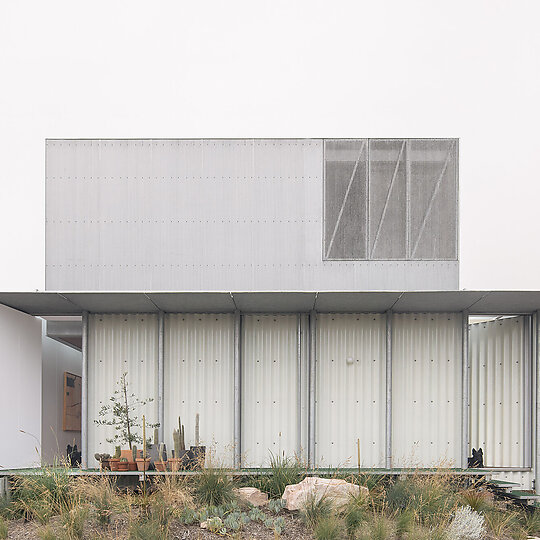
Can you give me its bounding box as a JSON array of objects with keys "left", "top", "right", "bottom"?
[
  {"left": 533, "top": 311, "right": 540, "bottom": 494},
  {"left": 297, "top": 314, "right": 302, "bottom": 455},
  {"left": 158, "top": 311, "right": 164, "bottom": 443},
  {"left": 234, "top": 310, "right": 241, "bottom": 469},
  {"left": 385, "top": 310, "right": 393, "bottom": 469},
  {"left": 462, "top": 311, "right": 470, "bottom": 469},
  {"left": 308, "top": 310, "right": 316, "bottom": 467},
  {"left": 81, "top": 311, "right": 88, "bottom": 469}
]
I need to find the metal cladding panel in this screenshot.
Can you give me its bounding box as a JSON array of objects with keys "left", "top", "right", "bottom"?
[
  {"left": 87, "top": 314, "right": 159, "bottom": 457},
  {"left": 242, "top": 315, "right": 299, "bottom": 466},
  {"left": 316, "top": 314, "right": 386, "bottom": 467},
  {"left": 164, "top": 314, "right": 235, "bottom": 466},
  {"left": 392, "top": 313, "right": 462, "bottom": 467},
  {"left": 491, "top": 471, "right": 534, "bottom": 490},
  {"left": 469, "top": 317, "right": 529, "bottom": 467},
  {"left": 46, "top": 138, "right": 458, "bottom": 291}
]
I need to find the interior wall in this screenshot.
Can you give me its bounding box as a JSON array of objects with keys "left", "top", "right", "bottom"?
[
  {"left": 41, "top": 322, "right": 82, "bottom": 465},
  {"left": 0, "top": 304, "right": 42, "bottom": 468}
]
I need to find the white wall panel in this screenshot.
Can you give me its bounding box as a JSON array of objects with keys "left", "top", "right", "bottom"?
[
  {"left": 0, "top": 305, "right": 42, "bottom": 469},
  {"left": 242, "top": 315, "right": 299, "bottom": 466},
  {"left": 469, "top": 317, "right": 529, "bottom": 467},
  {"left": 88, "top": 314, "right": 158, "bottom": 458},
  {"left": 392, "top": 313, "right": 462, "bottom": 467},
  {"left": 316, "top": 314, "right": 386, "bottom": 468},
  {"left": 165, "top": 314, "right": 234, "bottom": 466}
]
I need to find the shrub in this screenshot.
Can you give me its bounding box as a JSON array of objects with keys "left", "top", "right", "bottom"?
[
  {"left": 396, "top": 509, "right": 414, "bottom": 538},
  {"left": 386, "top": 474, "right": 457, "bottom": 525},
  {"left": 0, "top": 517, "right": 7, "bottom": 540},
  {"left": 61, "top": 506, "right": 88, "bottom": 540},
  {"left": 447, "top": 506, "right": 486, "bottom": 540},
  {"left": 345, "top": 505, "right": 366, "bottom": 537},
  {"left": 194, "top": 468, "right": 235, "bottom": 506},
  {"left": 369, "top": 515, "right": 395, "bottom": 540},
  {"left": 206, "top": 516, "right": 224, "bottom": 533},
  {"left": 314, "top": 515, "right": 343, "bottom": 540},
  {"left": 300, "top": 493, "right": 333, "bottom": 528},
  {"left": 73, "top": 475, "right": 119, "bottom": 526},
  {"left": 522, "top": 509, "right": 540, "bottom": 536},
  {"left": 152, "top": 474, "right": 193, "bottom": 509},
  {"left": 129, "top": 517, "right": 167, "bottom": 540},
  {"left": 268, "top": 498, "right": 285, "bottom": 514},
  {"left": 484, "top": 509, "right": 520, "bottom": 538},
  {"left": 459, "top": 489, "right": 492, "bottom": 513},
  {"left": 178, "top": 506, "right": 198, "bottom": 525},
  {"left": 256, "top": 453, "right": 304, "bottom": 499},
  {"left": 37, "top": 526, "right": 57, "bottom": 540},
  {"left": 11, "top": 468, "right": 74, "bottom": 522}
]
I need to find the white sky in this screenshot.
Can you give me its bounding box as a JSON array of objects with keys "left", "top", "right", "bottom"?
[{"left": 0, "top": 0, "right": 539, "bottom": 291}]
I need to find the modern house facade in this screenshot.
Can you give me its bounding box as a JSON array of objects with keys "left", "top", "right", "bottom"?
[{"left": 1, "top": 139, "right": 538, "bottom": 493}]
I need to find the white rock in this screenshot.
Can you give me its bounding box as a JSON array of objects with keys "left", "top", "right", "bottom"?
[
  {"left": 234, "top": 486, "right": 269, "bottom": 506},
  {"left": 282, "top": 476, "right": 367, "bottom": 511},
  {"left": 199, "top": 521, "right": 207, "bottom": 529}
]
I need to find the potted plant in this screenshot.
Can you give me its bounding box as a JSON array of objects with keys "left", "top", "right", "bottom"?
[
  {"left": 169, "top": 416, "right": 189, "bottom": 471},
  {"left": 135, "top": 440, "right": 151, "bottom": 471},
  {"left": 117, "top": 457, "right": 129, "bottom": 472},
  {"left": 95, "top": 453, "right": 111, "bottom": 470},
  {"left": 109, "top": 446, "right": 121, "bottom": 471},
  {"left": 155, "top": 442, "right": 168, "bottom": 472},
  {"left": 94, "top": 372, "right": 159, "bottom": 469},
  {"left": 189, "top": 413, "right": 206, "bottom": 469}
]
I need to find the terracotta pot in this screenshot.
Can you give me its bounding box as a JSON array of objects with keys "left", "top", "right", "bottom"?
[
  {"left": 168, "top": 458, "right": 181, "bottom": 472},
  {"left": 136, "top": 458, "right": 151, "bottom": 472},
  {"left": 121, "top": 449, "right": 135, "bottom": 462},
  {"left": 128, "top": 461, "right": 137, "bottom": 471},
  {"left": 109, "top": 458, "right": 120, "bottom": 471},
  {"left": 117, "top": 461, "right": 129, "bottom": 472},
  {"left": 155, "top": 461, "right": 167, "bottom": 472}
]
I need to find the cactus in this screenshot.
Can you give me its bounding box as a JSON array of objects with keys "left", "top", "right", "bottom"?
[
  {"left": 114, "top": 446, "right": 121, "bottom": 459},
  {"left": 178, "top": 416, "right": 185, "bottom": 451},
  {"left": 158, "top": 442, "right": 165, "bottom": 462},
  {"left": 195, "top": 413, "right": 200, "bottom": 446},
  {"left": 154, "top": 427, "right": 159, "bottom": 446},
  {"left": 132, "top": 445, "right": 137, "bottom": 461}
]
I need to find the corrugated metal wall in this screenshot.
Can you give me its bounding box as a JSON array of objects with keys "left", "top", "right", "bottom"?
[
  {"left": 164, "top": 314, "right": 235, "bottom": 466},
  {"left": 392, "top": 313, "right": 462, "bottom": 467},
  {"left": 46, "top": 139, "right": 458, "bottom": 291},
  {"left": 469, "top": 317, "right": 530, "bottom": 467},
  {"left": 316, "top": 314, "right": 386, "bottom": 467},
  {"left": 242, "top": 315, "right": 299, "bottom": 466},
  {"left": 88, "top": 314, "right": 158, "bottom": 457}
]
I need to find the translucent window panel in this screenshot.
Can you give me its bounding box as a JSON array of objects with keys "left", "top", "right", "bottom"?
[
  {"left": 324, "top": 140, "right": 368, "bottom": 259},
  {"left": 323, "top": 139, "right": 458, "bottom": 261},
  {"left": 409, "top": 139, "right": 458, "bottom": 260},
  {"left": 368, "top": 140, "right": 407, "bottom": 259}
]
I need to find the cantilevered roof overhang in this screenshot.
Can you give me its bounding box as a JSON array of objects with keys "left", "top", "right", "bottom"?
[{"left": 2, "top": 290, "right": 540, "bottom": 316}]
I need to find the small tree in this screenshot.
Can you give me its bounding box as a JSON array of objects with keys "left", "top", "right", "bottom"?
[{"left": 94, "top": 372, "right": 159, "bottom": 449}]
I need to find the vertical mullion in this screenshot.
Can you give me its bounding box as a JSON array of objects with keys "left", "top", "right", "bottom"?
[
  {"left": 405, "top": 140, "right": 411, "bottom": 260},
  {"left": 366, "top": 139, "right": 370, "bottom": 259}
]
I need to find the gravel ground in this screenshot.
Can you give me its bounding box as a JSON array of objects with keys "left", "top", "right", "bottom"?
[{"left": 5, "top": 509, "right": 313, "bottom": 539}]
